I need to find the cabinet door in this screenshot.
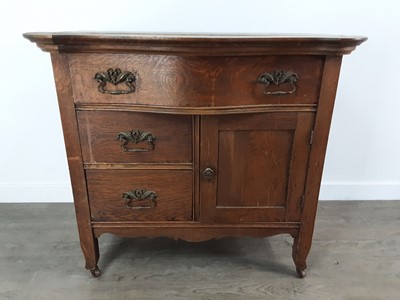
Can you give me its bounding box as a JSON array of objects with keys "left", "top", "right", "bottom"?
[{"left": 200, "top": 112, "right": 314, "bottom": 223}]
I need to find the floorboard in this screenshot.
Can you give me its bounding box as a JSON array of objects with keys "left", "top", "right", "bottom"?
[{"left": 0, "top": 201, "right": 399, "bottom": 299}]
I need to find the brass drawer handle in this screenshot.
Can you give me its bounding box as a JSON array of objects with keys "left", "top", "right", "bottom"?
[
  {"left": 257, "top": 70, "right": 298, "bottom": 95},
  {"left": 123, "top": 188, "right": 157, "bottom": 210},
  {"left": 94, "top": 68, "right": 137, "bottom": 95},
  {"left": 117, "top": 130, "right": 156, "bottom": 152}
]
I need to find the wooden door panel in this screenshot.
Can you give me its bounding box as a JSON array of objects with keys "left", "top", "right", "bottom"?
[
  {"left": 200, "top": 112, "right": 314, "bottom": 223},
  {"left": 217, "top": 130, "right": 293, "bottom": 207}
]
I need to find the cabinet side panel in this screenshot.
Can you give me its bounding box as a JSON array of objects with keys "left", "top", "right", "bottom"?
[
  {"left": 294, "top": 56, "right": 343, "bottom": 269},
  {"left": 50, "top": 53, "right": 98, "bottom": 270}
]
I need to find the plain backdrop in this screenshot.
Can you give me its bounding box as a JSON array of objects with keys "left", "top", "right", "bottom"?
[{"left": 0, "top": 0, "right": 399, "bottom": 202}]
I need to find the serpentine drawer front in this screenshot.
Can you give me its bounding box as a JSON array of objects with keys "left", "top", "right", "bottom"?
[
  {"left": 69, "top": 54, "right": 323, "bottom": 106},
  {"left": 24, "top": 32, "right": 366, "bottom": 278}
]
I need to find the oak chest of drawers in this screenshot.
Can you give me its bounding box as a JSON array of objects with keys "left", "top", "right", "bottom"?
[{"left": 24, "top": 32, "right": 366, "bottom": 277}]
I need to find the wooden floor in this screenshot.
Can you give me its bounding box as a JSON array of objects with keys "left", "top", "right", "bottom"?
[{"left": 0, "top": 201, "right": 399, "bottom": 300}]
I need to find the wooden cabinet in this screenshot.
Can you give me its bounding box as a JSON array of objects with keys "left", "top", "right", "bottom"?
[{"left": 24, "top": 32, "right": 366, "bottom": 278}]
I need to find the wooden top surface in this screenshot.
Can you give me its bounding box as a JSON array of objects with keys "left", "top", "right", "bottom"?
[{"left": 23, "top": 32, "right": 367, "bottom": 55}]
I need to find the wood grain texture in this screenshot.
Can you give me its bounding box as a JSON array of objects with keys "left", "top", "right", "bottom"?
[
  {"left": 23, "top": 32, "right": 367, "bottom": 55},
  {"left": 92, "top": 223, "right": 299, "bottom": 241},
  {"left": 50, "top": 53, "right": 99, "bottom": 271},
  {"left": 76, "top": 103, "right": 317, "bottom": 115},
  {"left": 292, "top": 56, "right": 343, "bottom": 275},
  {"left": 69, "top": 54, "right": 323, "bottom": 106},
  {"left": 199, "top": 116, "right": 219, "bottom": 223},
  {"left": 83, "top": 163, "right": 192, "bottom": 170},
  {"left": 193, "top": 116, "right": 200, "bottom": 221},
  {"left": 77, "top": 111, "right": 192, "bottom": 164},
  {"left": 217, "top": 130, "right": 293, "bottom": 207},
  {"left": 201, "top": 112, "right": 314, "bottom": 224},
  {"left": 86, "top": 170, "right": 193, "bottom": 222},
  {"left": 284, "top": 112, "right": 315, "bottom": 221}
]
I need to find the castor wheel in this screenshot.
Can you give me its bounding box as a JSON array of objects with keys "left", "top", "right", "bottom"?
[
  {"left": 90, "top": 265, "right": 102, "bottom": 278},
  {"left": 296, "top": 268, "right": 306, "bottom": 278}
]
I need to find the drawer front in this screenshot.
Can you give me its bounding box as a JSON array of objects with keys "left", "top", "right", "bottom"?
[
  {"left": 69, "top": 54, "right": 324, "bottom": 106},
  {"left": 86, "top": 170, "right": 193, "bottom": 222},
  {"left": 77, "top": 111, "right": 192, "bottom": 164}
]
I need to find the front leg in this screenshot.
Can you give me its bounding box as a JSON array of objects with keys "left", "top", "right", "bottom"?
[
  {"left": 82, "top": 235, "right": 101, "bottom": 277},
  {"left": 292, "top": 233, "right": 308, "bottom": 278}
]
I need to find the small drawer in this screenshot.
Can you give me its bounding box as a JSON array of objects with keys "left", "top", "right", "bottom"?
[
  {"left": 86, "top": 170, "right": 193, "bottom": 222},
  {"left": 69, "top": 54, "right": 323, "bottom": 107},
  {"left": 77, "top": 111, "right": 192, "bottom": 164}
]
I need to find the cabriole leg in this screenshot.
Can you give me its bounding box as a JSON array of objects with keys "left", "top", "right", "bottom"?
[{"left": 292, "top": 234, "right": 308, "bottom": 278}]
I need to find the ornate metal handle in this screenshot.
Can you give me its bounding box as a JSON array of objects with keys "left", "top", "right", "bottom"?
[
  {"left": 117, "top": 130, "right": 156, "bottom": 152},
  {"left": 94, "top": 68, "right": 137, "bottom": 95},
  {"left": 202, "top": 167, "right": 215, "bottom": 181},
  {"left": 257, "top": 70, "right": 298, "bottom": 95},
  {"left": 123, "top": 188, "right": 157, "bottom": 210}
]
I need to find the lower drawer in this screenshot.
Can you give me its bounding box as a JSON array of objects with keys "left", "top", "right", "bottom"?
[{"left": 86, "top": 170, "right": 193, "bottom": 222}]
